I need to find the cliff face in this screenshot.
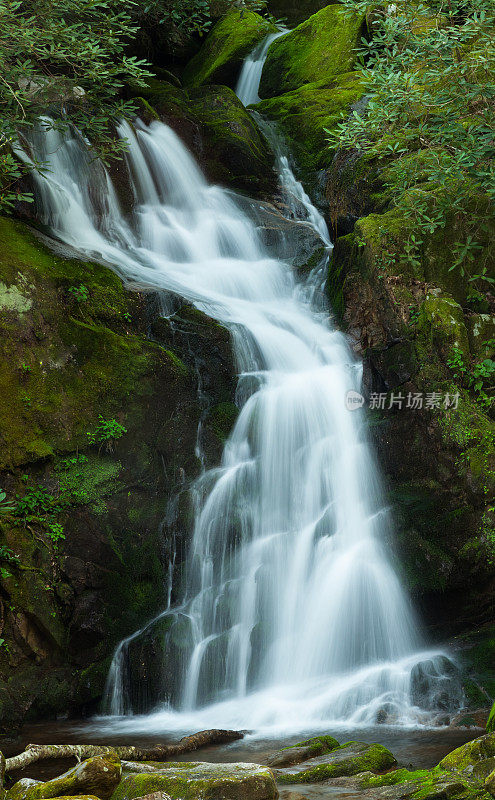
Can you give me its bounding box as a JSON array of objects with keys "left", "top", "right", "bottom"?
[{"left": 0, "top": 218, "right": 237, "bottom": 730}]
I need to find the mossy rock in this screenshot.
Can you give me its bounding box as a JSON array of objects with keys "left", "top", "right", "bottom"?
[
  {"left": 276, "top": 741, "right": 396, "bottom": 784},
  {"left": 187, "top": 85, "right": 277, "bottom": 196},
  {"left": 440, "top": 732, "right": 495, "bottom": 772},
  {"left": 417, "top": 293, "right": 470, "bottom": 358},
  {"left": 0, "top": 218, "right": 236, "bottom": 727},
  {"left": 467, "top": 314, "right": 495, "bottom": 359},
  {"left": 259, "top": 5, "right": 365, "bottom": 98},
  {"left": 354, "top": 766, "right": 488, "bottom": 799},
  {"left": 125, "top": 80, "right": 277, "bottom": 198},
  {"left": 183, "top": 9, "right": 275, "bottom": 89},
  {"left": 255, "top": 72, "right": 364, "bottom": 174},
  {"left": 266, "top": 734, "right": 340, "bottom": 768},
  {"left": 7, "top": 756, "right": 121, "bottom": 800},
  {"left": 110, "top": 763, "right": 278, "bottom": 800}
]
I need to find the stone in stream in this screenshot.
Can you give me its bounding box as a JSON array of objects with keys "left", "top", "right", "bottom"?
[
  {"left": 6, "top": 756, "right": 122, "bottom": 800},
  {"left": 266, "top": 736, "right": 340, "bottom": 768},
  {"left": 110, "top": 762, "right": 278, "bottom": 800},
  {"left": 274, "top": 741, "right": 397, "bottom": 784}
]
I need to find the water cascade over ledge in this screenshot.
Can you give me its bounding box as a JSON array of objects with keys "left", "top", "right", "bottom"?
[{"left": 15, "top": 51, "right": 463, "bottom": 733}]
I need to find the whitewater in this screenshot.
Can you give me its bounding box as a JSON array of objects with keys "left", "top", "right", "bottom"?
[{"left": 15, "top": 40, "right": 462, "bottom": 735}]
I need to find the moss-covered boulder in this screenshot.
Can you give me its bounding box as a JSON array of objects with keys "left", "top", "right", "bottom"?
[
  {"left": 266, "top": 735, "right": 340, "bottom": 767},
  {"left": 7, "top": 756, "right": 122, "bottom": 800},
  {"left": 440, "top": 732, "right": 495, "bottom": 772},
  {"left": 275, "top": 741, "right": 396, "bottom": 784},
  {"left": 183, "top": 9, "right": 275, "bottom": 89},
  {"left": 255, "top": 72, "right": 364, "bottom": 174},
  {"left": 126, "top": 80, "right": 277, "bottom": 198},
  {"left": 110, "top": 763, "right": 277, "bottom": 800},
  {"left": 0, "top": 219, "right": 236, "bottom": 730},
  {"left": 259, "top": 5, "right": 365, "bottom": 99}
]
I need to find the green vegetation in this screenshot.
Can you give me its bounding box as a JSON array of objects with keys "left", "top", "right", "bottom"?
[
  {"left": 0, "top": 0, "right": 153, "bottom": 211},
  {"left": 259, "top": 4, "right": 365, "bottom": 98},
  {"left": 330, "top": 0, "right": 495, "bottom": 291},
  {"left": 183, "top": 8, "right": 275, "bottom": 87},
  {"left": 86, "top": 416, "right": 128, "bottom": 451}
]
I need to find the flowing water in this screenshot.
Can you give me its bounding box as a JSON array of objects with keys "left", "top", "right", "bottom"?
[
  {"left": 14, "top": 38, "right": 463, "bottom": 735},
  {"left": 236, "top": 30, "right": 288, "bottom": 106}
]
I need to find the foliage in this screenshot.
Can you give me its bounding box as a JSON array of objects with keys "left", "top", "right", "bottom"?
[
  {"left": 0, "top": 0, "right": 153, "bottom": 211},
  {"left": 12, "top": 484, "right": 66, "bottom": 544},
  {"left": 0, "top": 490, "right": 14, "bottom": 516},
  {"left": 86, "top": 416, "right": 127, "bottom": 450},
  {"left": 68, "top": 284, "right": 89, "bottom": 303},
  {"left": 447, "top": 345, "right": 495, "bottom": 408},
  {"left": 330, "top": 0, "right": 495, "bottom": 289}
]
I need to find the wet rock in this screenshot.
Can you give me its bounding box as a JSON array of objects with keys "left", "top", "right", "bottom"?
[
  {"left": 7, "top": 756, "right": 122, "bottom": 800},
  {"left": 259, "top": 5, "right": 365, "bottom": 99},
  {"left": 232, "top": 194, "right": 326, "bottom": 270},
  {"left": 266, "top": 735, "right": 340, "bottom": 768},
  {"left": 111, "top": 762, "right": 278, "bottom": 800},
  {"left": 126, "top": 80, "right": 277, "bottom": 198},
  {"left": 255, "top": 73, "right": 364, "bottom": 176},
  {"left": 440, "top": 732, "right": 495, "bottom": 772},
  {"left": 275, "top": 741, "right": 397, "bottom": 784}
]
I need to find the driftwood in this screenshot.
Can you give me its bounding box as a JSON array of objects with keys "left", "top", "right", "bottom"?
[{"left": 5, "top": 729, "right": 244, "bottom": 774}]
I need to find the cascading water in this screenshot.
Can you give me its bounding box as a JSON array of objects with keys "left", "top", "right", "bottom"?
[
  {"left": 15, "top": 45, "right": 463, "bottom": 734},
  {"left": 236, "top": 30, "right": 288, "bottom": 106}
]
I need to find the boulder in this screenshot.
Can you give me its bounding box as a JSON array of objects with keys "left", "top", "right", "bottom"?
[
  {"left": 266, "top": 735, "right": 340, "bottom": 768},
  {"left": 231, "top": 194, "right": 327, "bottom": 270},
  {"left": 255, "top": 72, "right": 364, "bottom": 174},
  {"left": 127, "top": 80, "right": 277, "bottom": 198},
  {"left": 110, "top": 762, "right": 278, "bottom": 800},
  {"left": 259, "top": 5, "right": 365, "bottom": 99},
  {"left": 274, "top": 741, "right": 397, "bottom": 784},
  {"left": 440, "top": 732, "right": 495, "bottom": 772},
  {"left": 7, "top": 756, "right": 122, "bottom": 800},
  {"left": 183, "top": 9, "right": 275, "bottom": 89}
]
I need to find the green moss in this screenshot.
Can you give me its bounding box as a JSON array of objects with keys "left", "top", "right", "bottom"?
[
  {"left": 277, "top": 742, "right": 396, "bottom": 784},
  {"left": 112, "top": 763, "right": 277, "bottom": 800},
  {"left": 285, "top": 734, "right": 340, "bottom": 756},
  {"left": 255, "top": 72, "right": 364, "bottom": 173},
  {"left": 358, "top": 766, "right": 488, "bottom": 800},
  {"left": 206, "top": 402, "right": 238, "bottom": 443},
  {"left": 183, "top": 9, "right": 275, "bottom": 88},
  {"left": 259, "top": 5, "right": 365, "bottom": 98},
  {"left": 440, "top": 733, "right": 495, "bottom": 771},
  {"left": 55, "top": 454, "right": 122, "bottom": 514},
  {"left": 417, "top": 294, "right": 470, "bottom": 355}
]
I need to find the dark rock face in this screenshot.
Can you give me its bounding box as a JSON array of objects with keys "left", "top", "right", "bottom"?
[
  {"left": 325, "top": 154, "right": 495, "bottom": 648},
  {"left": 0, "top": 218, "right": 236, "bottom": 730},
  {"left": 125, "top": 80, "right": 278, "bottom": 199}
]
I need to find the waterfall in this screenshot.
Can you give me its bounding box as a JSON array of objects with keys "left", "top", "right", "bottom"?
[
  {"left": 236, "top": 30, "right": 288, "bottom": 106},
  {"left": 15, "top": 66, "right": 462, "bottom": 734}
]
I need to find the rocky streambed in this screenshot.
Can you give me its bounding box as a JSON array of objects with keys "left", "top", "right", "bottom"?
[{"left": 3, "top": 729, "right": 495, "bottom": 800}]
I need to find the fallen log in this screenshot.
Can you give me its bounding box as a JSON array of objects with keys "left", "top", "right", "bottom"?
[{"left": 5, "top": 730, "right": 244, "bottom": 774}]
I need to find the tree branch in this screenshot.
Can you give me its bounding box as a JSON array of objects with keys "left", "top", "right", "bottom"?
[{"left": 5, "top": 730, "right": 244, "bottom": 774}]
